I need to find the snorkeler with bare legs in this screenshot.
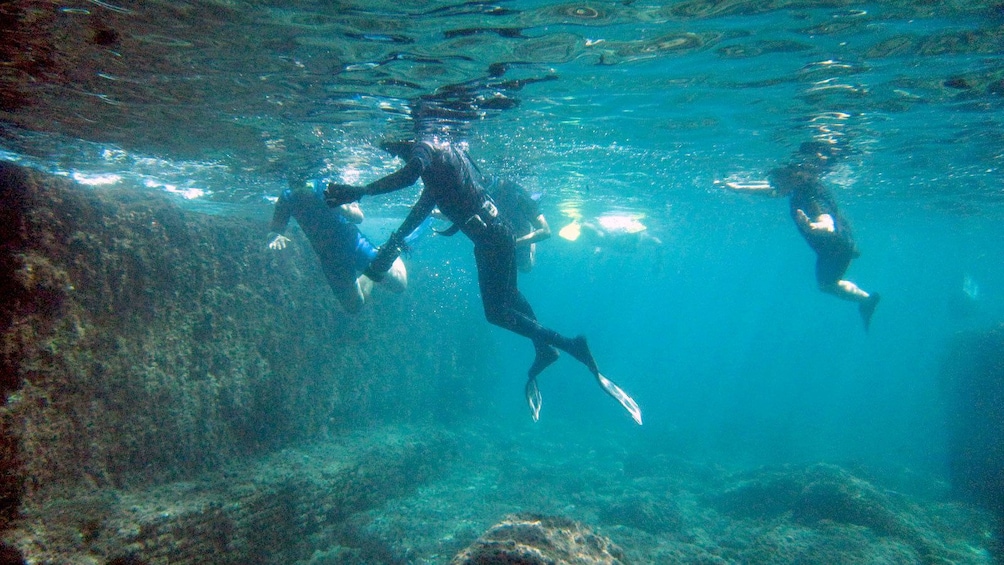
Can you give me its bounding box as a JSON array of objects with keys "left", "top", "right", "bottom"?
[
  {"left": 723, "top": 141, "right": 880, "bottom": 330},
  {"left": 267, "top": 179, "right": 407, "bottom": 314}
]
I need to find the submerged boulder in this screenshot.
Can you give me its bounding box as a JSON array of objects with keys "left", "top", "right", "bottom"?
[
  {"left": 710, "top": 464, "right": 942, "bottom": 558},
  {"left": 598, "top": 494, "right": 682, "bottom": 534},
  {"left": 451, "top": 513, "right": 625, "bottom": 565},
  {"left": 712, "top": 464, "right": 908, "bottom": 531}
]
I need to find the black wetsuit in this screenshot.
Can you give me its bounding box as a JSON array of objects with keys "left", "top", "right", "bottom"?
[
  {"left": 355, "top": 139, "right": 584, "bottom": 369},
  {"left": 781, "top": 168, "right": 859, "bottom": 286}
]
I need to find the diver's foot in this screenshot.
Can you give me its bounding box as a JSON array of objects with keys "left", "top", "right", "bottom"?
[
  {"left": 595, "top": 373, "right": 643, "bottom": 425},
  {"left": 859, "top": 292, "right": 881, "bottom": 332},
  {"left": 528, "top": 346, "right": 560, "bottom": 380},
  {"left": 565, "top": 335, "right": 599, "bottom": 375},
  {"left": 525, "top": 376, "right": 543, "bottom": 422}
]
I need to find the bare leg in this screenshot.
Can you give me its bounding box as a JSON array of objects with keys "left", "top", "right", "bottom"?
[
  {"left": 336, "top": 281, "right": 365, "bottom": 314},
  {"left": 821, "top": 279, "right": 870, "bottom": 302},
  {"left": 382, "top": 257, "right": 408, "bottom": 293},
  {"left": 821, "top": 280, "right": 880, "bottom": 331}
]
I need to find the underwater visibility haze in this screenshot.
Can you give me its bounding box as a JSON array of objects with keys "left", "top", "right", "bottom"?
[{"left": 2, "top": 0, "right": 1004, "bottom": 563}]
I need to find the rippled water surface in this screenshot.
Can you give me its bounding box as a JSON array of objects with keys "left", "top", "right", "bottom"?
[{"left": 2, "top": 0, "right": 1002, "bottom": 215}]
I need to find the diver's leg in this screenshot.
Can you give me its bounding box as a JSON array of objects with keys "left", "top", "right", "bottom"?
[
  {"left": 511, "top": 291, "right": 560, "bottom": 378},
  {"left": 320, "top": 254, "right": 365, "bottom": 314},
  {"left": 473, "top": 240, "right": 557, "bottom": 420},
  {"left": 816, "top": 249, "right": 863, "bottom": 301},
  {"left": 382, "top": 256, "right": 408, "bottom": 293},
  {"left": 857, "top": 291, "right": 881, "bottom": 331},
  {"left": 330, "top": 274, "right": 365, "bottom": 314},
  {"left": 474, "top": 242, "right": 560, "bottom": 374},
  {"left": 815, "top": 251, "right": 880, "bottom": 330},
  {"left": 475, "top": 244, "right": 562, "bottom": 343},
  {"left": 357, "top": 274, "right": 375, "bottom": 299},
  {"left": 474, "top": 242, "right": 599, "bottom": 372},
  {"left": 474, "top": 242, "right": 641, "bottom": 424}
]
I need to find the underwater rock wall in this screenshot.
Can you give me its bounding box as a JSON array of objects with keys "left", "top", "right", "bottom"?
[
  {"left": 940, "top": 322, "right": 1004, "bottom": 558},
  {"left": 0, "top": 162, "right": 489, "bottom": 528},
  {"left": 8, "top": 425, "right": 459, "bottom": 565}
]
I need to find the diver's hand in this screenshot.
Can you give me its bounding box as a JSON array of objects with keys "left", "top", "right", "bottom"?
[
  {"left": 362, "top": 265, "right": 386, "bottom": 282},
  {"left": 797, "top": 210, "right": 835, "bottom": 233},
  {"left": 267, "top": 232, "right": 291, "bottom": 250},
  {"left": 810, "top": 213, "right": 836, "bottom": 233},
  {"left": 364, "top": 233, "right": 406, "bottom": 281},
  {"left": 795, "top": 209, "right": 811, "bottom": 227},
  {"left": 324, "top": 183, "right": 364, "bottom": 207}
]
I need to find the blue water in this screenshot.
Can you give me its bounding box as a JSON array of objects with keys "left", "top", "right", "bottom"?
[{"left": 3, "top": 0, "right": 1004, "bottom": 555}]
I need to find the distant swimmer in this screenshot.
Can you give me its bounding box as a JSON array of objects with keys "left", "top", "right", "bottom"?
[
  {"left": 722, "top": 141, "right": 880, "bottom": 330},
  {"left": 949, "top": 274, "right": 981, "bottom": 319},
  {"left": 558, "top": 212, "right": 662, "bottom": 255},
  {"left": 325, "top": 135, "right": 642, "bottom": 425},
  {"left": 268, "top": 179, "right": 407, "bottom": 314}
]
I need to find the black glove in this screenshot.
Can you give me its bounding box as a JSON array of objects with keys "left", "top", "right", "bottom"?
[
  {"left": 324, "top": 183, "right": 364, "bottom": 207},
  {"left": 364, "top": 232, "right": 405, "bottom": 281}
]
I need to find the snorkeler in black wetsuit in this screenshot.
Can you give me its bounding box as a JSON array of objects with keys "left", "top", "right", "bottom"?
[
  {"left": 724, "top": 141, "right": 880, "bottom": 330},
  {"left": 325, "top": 137, "right": 642, "bottom": 425}
]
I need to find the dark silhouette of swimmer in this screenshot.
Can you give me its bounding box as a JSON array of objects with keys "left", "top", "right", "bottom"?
[
  {"left": 723, "top": 141, "right": 880, "bottom": 330},
  {"left": 486, "top": 178, "right": 551, "bottom": 273},
  {"left": 268, "top": 179, "right": 407, "bottom": 314},
  {"left": 325, "top": 136, "right": 641, "bottom": 425},
  {"left": 435, "top": 175, "right": 551, "bottom": 274}
]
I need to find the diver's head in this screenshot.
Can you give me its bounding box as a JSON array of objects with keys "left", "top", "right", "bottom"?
[
  {"left": 379, "top": 139, "right": 415, "bottom": 159},
  {"left": 796, "top": 140, "right": 840, "bottom": 170},
  {"left": 286, "top": 175, "right": 317, "bottom": 195},
  {"left": 768, "top": 164, "right": 816, "bottom": 195}
]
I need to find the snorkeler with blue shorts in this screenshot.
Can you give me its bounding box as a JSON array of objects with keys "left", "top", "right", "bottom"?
[{"left": 267, "top": 179, "right": 407, "bottom": 314}]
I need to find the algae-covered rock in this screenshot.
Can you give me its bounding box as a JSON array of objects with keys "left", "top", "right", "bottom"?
[
  {"left": 0, "top": 163, "right": 489, "bottom": 534},
  {"left": 713, "top": 464, "right": 908, "bottom": 531},
  {"left": 598, "top": 494, "right": 682, "bottom": 534},
  {"left": 940, "top": 322, "right": 1004, "bottom": 559},
  {"left": 710, "top": 463, "right": 969, "bottom": 562},
  {"left": 451, "top": 513, "right": 626, "bottom": 565},
  {"left": 3, "top": 425, "right": 457, "bottom": 564}
]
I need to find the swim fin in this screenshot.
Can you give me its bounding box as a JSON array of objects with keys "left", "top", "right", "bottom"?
[
  {"left": 859, "top": 292, "right": 881, "bottom": 332},
  {"left": 595, "top": 372, "right": 643, "bottom": 425},
  {"left": 525, "top": 376, "right": 543, "bottom": 422}
]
